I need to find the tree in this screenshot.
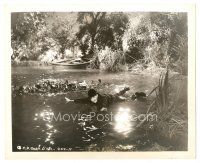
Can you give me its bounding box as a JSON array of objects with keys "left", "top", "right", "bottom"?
[
  {"left": 76, "top": 12, "right": 129, "bottom": 59},
  {"left": 11, "top": 12, "right": 50, "bottom": 60},
  {"left": 50, "top": 20, "right": 76, "bottom": 54},
  {"left": 149, "top": 12, "right": 188, "bottom": 72},
  {"left": 76, "top": 12, "right": 106, "bottom": 58},
  {"left": 12, "top": 12, "right": 49, "bottom": 43},
  {"left": 125, "top": 12, "right": 187, "bottom": 73}
]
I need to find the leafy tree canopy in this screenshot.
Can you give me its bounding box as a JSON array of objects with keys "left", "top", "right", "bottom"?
[{"left": 76, "top": 12, "right": 129, "bottom": 58}]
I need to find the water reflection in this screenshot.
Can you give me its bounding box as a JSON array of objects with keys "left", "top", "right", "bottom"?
[
  {"left": 77, "top": 113, "right": 105, "bottom": 143},
  {"left": 34, "top": 105, "right": 57, "bottom": 145},
  {"left": 114, "top": 107, "right": 135, "bottom": 136}
]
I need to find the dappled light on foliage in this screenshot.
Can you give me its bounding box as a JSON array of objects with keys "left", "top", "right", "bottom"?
[{"left": 11, "top": 12, "right": 187, "bottom": 74}]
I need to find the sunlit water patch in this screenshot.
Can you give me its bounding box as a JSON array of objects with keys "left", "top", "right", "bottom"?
[
  {"left": 114, "top": 107, "right": 136, "bottom": 136},
  {"left": 33, "top": 105, "right": 57, "bottom": 146}
]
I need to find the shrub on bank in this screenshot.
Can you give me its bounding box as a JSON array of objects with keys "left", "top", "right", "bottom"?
[{"left": 97, "top": 47, "right": 127, "bottom": 72}]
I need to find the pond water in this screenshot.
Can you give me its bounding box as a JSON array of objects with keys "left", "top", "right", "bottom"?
[{"left": 12, "top": 66, "right": 160, "bottom": 151}]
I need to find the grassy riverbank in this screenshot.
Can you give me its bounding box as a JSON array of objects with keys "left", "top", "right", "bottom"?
[
  {"left": 11, "top": 61, "right": 51, "bottom": 67},
  {"left": 145, "top": 70, "right": 187, "bottom": 150}
]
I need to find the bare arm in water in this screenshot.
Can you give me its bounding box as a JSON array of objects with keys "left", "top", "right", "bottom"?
[{"left": 65, "top": 97, "right": 90, "bottom": 104}]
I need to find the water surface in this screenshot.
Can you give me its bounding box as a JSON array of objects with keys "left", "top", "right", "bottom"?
[{"left": 12, "top": 66, "right": 159, "bottom": 151}]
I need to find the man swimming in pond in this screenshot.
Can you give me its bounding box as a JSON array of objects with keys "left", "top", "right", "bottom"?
[{"left": 65, "top": 87, "right": 130, "bottom": 112}]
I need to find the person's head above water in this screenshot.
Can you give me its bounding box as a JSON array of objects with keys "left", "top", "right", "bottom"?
[
  {"left": 88, "top": 89, "right": 97, "bottom": 97},
  {"left": 88, "top": 89, "right": 98, "bottom": 103}
]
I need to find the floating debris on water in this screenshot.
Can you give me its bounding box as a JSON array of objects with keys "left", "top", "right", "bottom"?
[{"left": 12, "top": 78, "right": 109, "bottom": 95}]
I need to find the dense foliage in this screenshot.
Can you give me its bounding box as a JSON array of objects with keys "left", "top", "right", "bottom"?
[
  {"left": 11, "top": 12, "right": 188, "bottom": 74},
  {"left": 76, "top": 12, "right": 129, "bottom": 58},
  {"left": 11, "top": 12, "right": 50, "bottom": 61}
]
